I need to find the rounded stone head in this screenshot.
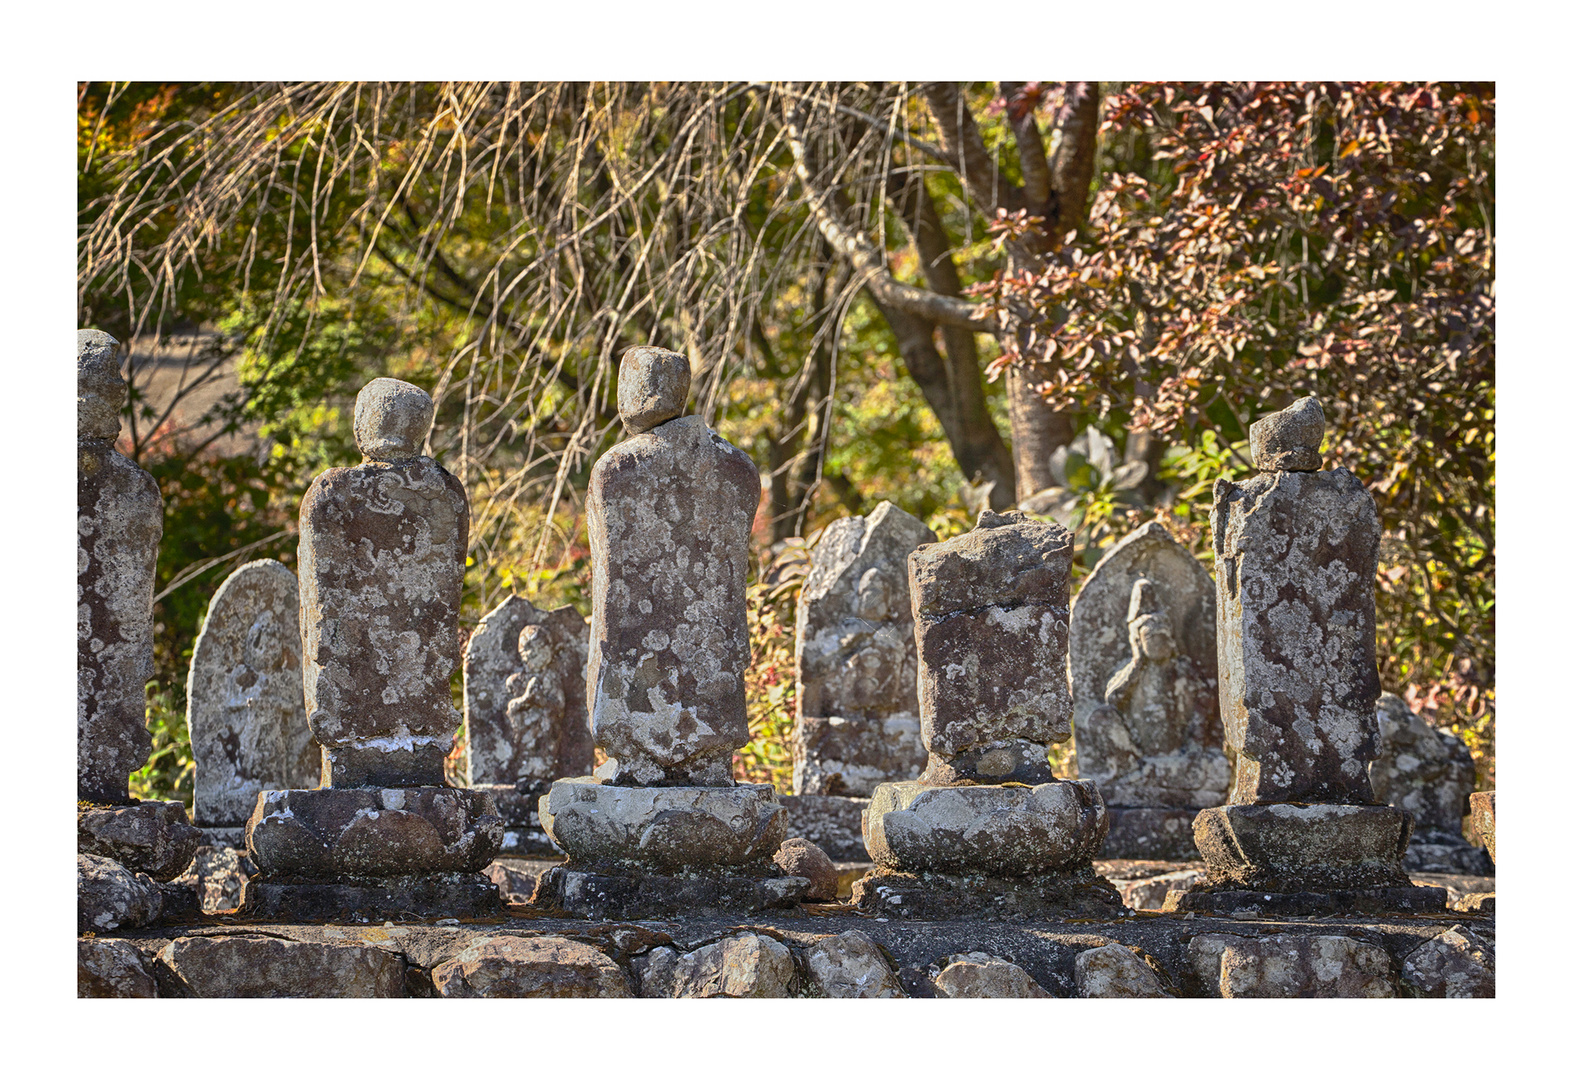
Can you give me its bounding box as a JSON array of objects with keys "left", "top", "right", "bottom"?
[
  {"left": 354, "top": 378, "right": 435, "bottom": 462},
  {"left": 1250, "top": 395, "right": 1325, "bottom": 472},
  {"left": 517, "top": 624, "right": 555, "bottom": 672},
  {"left": 78, "top": 329, "right": 125, "bottom": 440},
  {"left": 617, "top": 346, "right": 690, "bottom": 434}
]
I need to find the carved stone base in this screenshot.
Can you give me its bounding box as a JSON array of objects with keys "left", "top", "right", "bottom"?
[
  {"left": 1101, "top": 807, "right": 1202, "bottom": 861},
  {"left": 246, "top": 786, "right": 502, "bottom": 878},
  {"left": 1164, "top": 884, "right": 1448, "bottom": 917},
  {"left": 777, "top": 794, "right": 869, "bottom": 861},
  {"left": 851, "top": 865, "right": 1124, "bottom": 919},
  {"left": 1192, "top": 803, "right": 1415, "bottom": 892},
  {"left": 78, "top": 801, "right": 203, "bottom": 882},
  {"left": 863, "top": 779, "right": 1107, "bottom": 876},
  {"left": 240, "top": 871, "right": 500, "bottom": 921},
  {"left": 531, "top": 864, "right": 810, "bottom": 920}
]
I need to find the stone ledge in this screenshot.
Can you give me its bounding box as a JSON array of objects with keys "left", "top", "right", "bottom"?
[
  {"left": 240, "top": 871, "right": 501, "bottom": 921},
  {"left": 532, "top": 864, "right": 810, "bottom": 920},
  {"left": 1164, "top": 884, "right": 1448, "bottom": 917}
]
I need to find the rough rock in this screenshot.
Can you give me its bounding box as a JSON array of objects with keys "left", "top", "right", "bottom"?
[
  {"left": 910, "top": 509, "right": 1074, "bottom": 783},
  {"left": 1470, "top": 790, "right": 1495, "bottom": 863},
  {"left": 1117, "top": 868, "right": 1205, "bottom": 910},
  {"left": 1102, "top": 807, "right": 1202, "bottom": 861},
  {"left": 1075, "top": 944, "right": 1169, "bottom": 997},
  {"left": 79, "top": 937, "right": 158, "bottom": 998},
  {"left": 777, "top": 794, "right": 869, "bottom": 861},
  {"left": 1369, "top": 693, "right": 1491, "bottom": 873},
  {"left": 484, "top": 859, "right": 545, "bottom": 904},
  {"left": 933, "top": 953, "right": 1051, "bottom": 998},
  {"left": 539, "top": 778, "right": 786, "bottom": 871},
  {"left": 158, "top": 934, "right": 406, "bottom": 997},
  {"left": 1069, "top": 522, "right": 1227, "bottom": 825},
  {"left": 245, "top": 786, "right": 501, "bottom": 877},
  {"left": 1249, "top": 395, "right": 1325, "bottom": 472},
  {"left": 188, "top": 559, "right": 317, "bottom": 827},
  {"left": 463, "top": 595, "right": 591, "bottom": 793},
  {"left": 587, "top": 361, "right": 759, "bottom": 785},
  {"left": 794, "top": 502, "right": 932, "bottom": 794},
  {"left": 1399, "top": 925, "right": 1494, "bottom": 998},
  {"left": 1188, "top": 932, "right": 1394, "bottom": 998},
  {"left": 171, "top": 845, "right": 255, "bottom": 913},
  {"left": 77, "top": 800, "right": 202, "bottom": 881},
  {"left": 665, "top": 933, "right": 796, "bottom": 998},
  {"left": 242, "top": 871, "right": 499, "bottom": 921},
  {"left": 793, "top": 714, "right": 926, "bottom": 798},
  {"left": 774, "top": 837, "right": 839, "bottom": 900},
  {"left": 78, "top": 328, "right": 162, "bottom": 805},
  {"left": 803, "top": 930, "right": 906, "bottom": 997},
  {"left": 431, "top": 935, "right": 632, "bottom": 997},
  {"left": 78, "top": 853, "right": 163, "bottom": 932},
  {"left": 1191, "top": 803, "right": 1414, "bottom": 892},
  {"left": 854, "top": 865, "right": 1122, "bottom": 920},
  {"left": 1211, "top": 465, "right": 1382, "bottom": 804},
  {"left": 617, "top": 344, "right": 691, "bottom": 434},
  {"left": 298, "top": 377, "right": 468, "bottom": 788},
  {"left": 863, "top": 779, "right": 1106, "bottom": 876}
]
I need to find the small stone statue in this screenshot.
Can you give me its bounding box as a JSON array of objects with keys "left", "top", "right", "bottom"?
[{"left": 503, "top": 624, "right": 569, "bottom": 780}]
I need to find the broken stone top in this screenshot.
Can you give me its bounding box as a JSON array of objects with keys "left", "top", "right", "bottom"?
[
  {"left": 354, "top": 378, "right": 435, "bottom": 462},
  {"left": 1250, "top": 395, "right": 1325, "bottom": 473},
  {"left": 910, "top": 509, "right": 1073, "bottom": 615},
  {"left": 79, "top": 329, "right": 125, "bottom": 440},
  {"left": 618, "top": 346, "right": 692, "bottom": 434}
]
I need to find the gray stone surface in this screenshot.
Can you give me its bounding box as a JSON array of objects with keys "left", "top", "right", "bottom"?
[
  {"left": 1191, "top": 803, "right": 1414, "bottom": 892},
  {"left": 1471, "top": 790, "right": 1495, "bottom": 862},
  {"left": 666, "top": 933, "right": 796, "bottom": 998},
  {"left": 78, "top": 329, "right": 162, "bottom": 804},
  {"left": 78, "top": 801, "right": 201, "bottom": 881},
  {"left": 1075, "top": 943, "right": 1170, "bottom": 997},
  {"left": 933, "top": 953, "right": 1051, "bottom": 998},
  {"left": 299, "top": 377, "right": 468, "bottom": 788},
  {"left": 79, "top": 938, "right": 158, "bottom": 998},
  {"left": 587, "top": 352, "right": 759, "bottom": 784},
  {"left": 1070, "top": 522, "right": 1226, "bottom": 821},
  {"left": 78, "top": 853, "right": 163, "bottom": 932},
  {"left": 803, "top": 930, "right": 906, "bottom": 997},
  {"left": 1399, "top": 924, "right": 1494, "bottom": 997},
  {"left": 158, "top": 934, "right": 406, "bottom": 997},
  {"left": 188, "top": 559, "right": 317, "bottom": 828},
  {"left": 1116, "top": 868, "right": 1205, "bottom": 911},
  {"left": 617, "top": 345, "right": 691, "bottom": 434},
  {"left": 793, "top": 502, "right": 932, "bottom": 795},
  {"left": 910, "top": 509, "right": 1074, "bottom": 784},
  {"left": 1249, "top": 395, "right": 1325, "bottom": 473},
  {"left": 539, "top": 779, "right": 786, "bottom": 871},
  {"left": 463, "top": 595, "right": 591, "bottom": 792},
  {"left": 171, "top": 845, "right": 255, "bottom": 914},
  {"left": 1211, "top": 465, "right": 1382, "bottom": 805},
  {"left": 776, "top": 794, "right": 868, "bottom": 861},
  {"left": 1188, "top": 932, "right": 1394, "bottom": 998},
  {"left": 431, "top": 935, "right": 632, "bottom": 997},
  {"left": 773, "top": 837, "right": 839, "bottom": 900},
  {"left": 1370, "top": 693, "right": 1490, "bottom": 873}
]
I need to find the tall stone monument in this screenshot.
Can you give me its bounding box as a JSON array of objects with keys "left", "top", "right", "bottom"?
[
  {"left": 241, "top": 378, "right": 502, "bottom": 919},
  {"left": 77, "top": 329, "right": 201, "bottom": 894},
  {"left": 1369, "top": 692, "right": 1492, "bottom": 874},
  {"left": 464, "top": 594, "right": 592, "bottom": 853},
  {"left": 187, "top": 559, "right": 318, "bottom": 846},
  {"left": 785, "top": 501, "right": 931, "bottom": 859},
  {"left": 853, "top": 509, "right": 1119, "bottom": 918},
  {"left": 1174, "top": 396, "right": 1445, "bottom": 915},
  {"left": 533, "top": 346, "right": 808, "bottom": 918},
  {"left": 1070, "top": 522, "right": 1228, "bottom": 859}
]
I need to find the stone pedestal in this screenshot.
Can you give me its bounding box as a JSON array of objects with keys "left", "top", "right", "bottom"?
[{"left": 532, "top": 777, "right": 808, "bottom": 918}]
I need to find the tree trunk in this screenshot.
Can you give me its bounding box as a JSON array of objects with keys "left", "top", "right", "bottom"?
[{"left": 1007, "top": 363, "right": 1075, "bottom": 500}]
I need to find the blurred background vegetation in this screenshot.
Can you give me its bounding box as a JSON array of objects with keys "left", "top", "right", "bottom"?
[{"left": 77, "top": 81, "right": 1492, "bottom": 805}]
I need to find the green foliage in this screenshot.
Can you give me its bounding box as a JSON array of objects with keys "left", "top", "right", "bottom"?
[{"left": 129, "top": 682, "right": 193, "bottom": 807}]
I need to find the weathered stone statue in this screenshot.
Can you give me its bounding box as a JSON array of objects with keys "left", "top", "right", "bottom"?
[
  {"left": 1175, "top": 396, "right": 1445, "bottom": 915},
  {"left": 534, "top": 346, "right": 808, "bottom": 917},
  {"left": 187, "top": 559, "right": 318, "bottom": 844},
  {"left": 463, "top": 594, "right": 592, "bottom": 853},
  {"left": 77, "top": 330, "right": 201, "bottom": 930},
  {"left": 786, "top": 501, "right": 931, "bottom": 858},
  {"left": 854, "top": 509, "right": 1120, "bottom": 918},
  {"left": 1369, "top": 692, "right": 1491, "bottom": 874},
  {"left": 241, "top": 377, "right": 502, "bottom": 919},
  {"left": 1070, "top": 522, "right": 1227, "bottom": 858}
]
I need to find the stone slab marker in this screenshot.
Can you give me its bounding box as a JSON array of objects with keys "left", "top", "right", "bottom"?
[
  {"left": 1069, "top": 521, "right": 1227, "bottom": 859},
  {"left": 76, "top": 329, "right": 200, "bottom": 888},
  {"left": 464, "top": 594, "right": 591, "bottom": 853},
  {"left": 241, "top": 378, "right": 502, "bottom": 920},
  {"left": 187, "top": 559, "right": 317, "bottom": 842},
  {"left": 535, "top": 346, "right": 808, "bottom": 918},
  {"left": 853, "top": 509, "right": 1120, "bottom": 918},
  {"left": 1174, "top": 396, "right": 1445, "bottom": 916},
  {"left": 785, "top": 501, "right": 931, "bottom": 859},
  {"left": 1369, "top": 693, "right": 1491, "bottom": 874}
]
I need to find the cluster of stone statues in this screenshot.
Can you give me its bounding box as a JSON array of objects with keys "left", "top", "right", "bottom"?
[{"left": 78, "top": 329, "right": 1493, "bottom": 927}]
